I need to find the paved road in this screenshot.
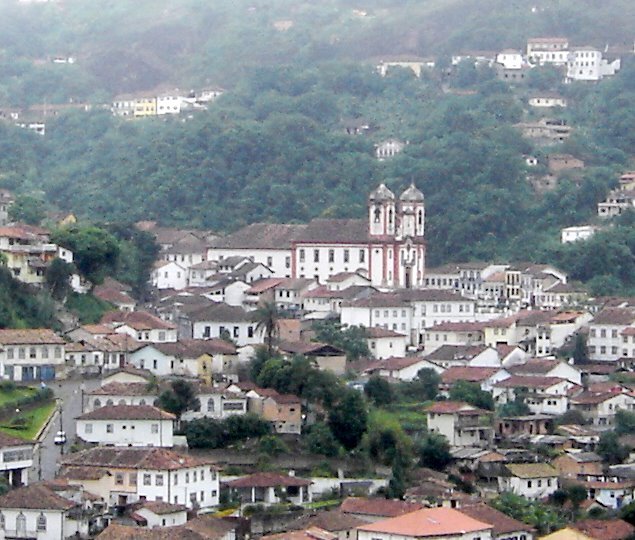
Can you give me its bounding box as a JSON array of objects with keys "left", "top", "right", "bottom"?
[{"left": 32, "top": 378, "right": 101, "bottom": 482}]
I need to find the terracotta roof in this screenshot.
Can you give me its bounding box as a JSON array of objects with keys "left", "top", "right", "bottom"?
[
  {"left": 460, "top": 503, "right": 534, "bottom": 535},
  {"left": 357, "top": 507, "right": 492, "bottom": 536},
  {"left": 505, "top": 463, "right": 558, "bottom": 478},
  {"left": 398, "top": 289, "right": 467, "bottom": 302},
  {"left": 328, "top": 272, "right": 368, "bottom": 283},
  {"left": 150, "top": 338, "right": 237, "bottom": 357},
  {"left": 97, "top": 516, "right": 236, "bottom": 540},
  {"left": 77, "top": 404, "right": 174, "bottom": 421},
  {"left": 225, "top": 472, "right": 311, "bottom": 488},
  {"left": 0, "top": 483, "right": 76, "bottom": 510},
  {"left": 278, "top": 341, "right": 344, "bottom": 356},
  {"left": 0, "top": 431, "right": 34, "bottom": 448},
  {"left": 0, "top": 328, "right": 64, "bottom": 345},
  {"left": 622, "top": 327, "right": 635, "bottom": 336},
  {"left": 341, "top": 497, "right": 423, "bottom": 517},
  {"left": 80, "top": 324, "right": 115, "bottom": 335},
  {"left": 246, "top": 278, "right": 285, "bottom": 294},
  {"left": 59, "top": 466, "right": 109, "bottom": 480},
  {"left": 138, "top": 500, "right": 187, "bottom": 515},
  {"left": 62, "top": 447, "right": 208, "bottom": 471},
  {"left": 509, "top": 359, "right": 560, "bottom": 374},
  {"left": 211, "top": 223, "right": 307, "bottom": 250},
  {"left": 366, "top": 327, "right": 406, "bottom": 338},
  {"left": 366, "top": 356, "right": 429, "bottom": 372},
  {"left": 263, "top": 528, "right": 337, "bottom": 540},
  {"left": 188, "top": 302, "right": 252, "bottom": 323},
  {"left": 287, "top": 509, "right": 366, "bottom": 532},
  {"left": 87, "top": 382, "right": 155, "bottom": 397},
  {"left": 101, "top": 310, "right": 176, "bottom": 330},
  {"left": 294, "top": 218, "right": 371, "bottom": 244},
  {"left": 344, "top": 293, "right": 408, "bottom": 308},
  {"left": 93, "top": 286, "right": 135, "bottom": 306},
  {"left": 571, "top": 519, "right": 635, "bottom": 540},
  {"left": 426, "top": 401, "right": 490, "bottom": 415},
  {"left": 571, "top": 391, "right": 626, "bottom": 405},
  {"left": 495, "top": 375, "right": 566, "bottom": 389},
  {"left": 427, "top": 321, "right": 486, "bottom": 332},
  {"left": 442, "top": 367, "right": 500, "bottom": 384},
  {"left": 592, "top": 308, "right": 635, "bottom": 326},
  {"left": 425, "top": 345, "right": 488, "bottom": 361}
]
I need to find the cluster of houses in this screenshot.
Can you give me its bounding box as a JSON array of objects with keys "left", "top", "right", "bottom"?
[{"left": 110, "top": 88, "right": 224, "bottom": 118}]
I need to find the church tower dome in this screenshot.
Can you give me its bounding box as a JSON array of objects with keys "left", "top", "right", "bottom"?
[
  {"left": 368, "top": 183, "right": 396, "bottom": 237},
  {"left": 399, "top": 183, "right": 424, "bottom": 202},
  {"left": 369, "top": 183, "right": 395, "bottom": 202}
]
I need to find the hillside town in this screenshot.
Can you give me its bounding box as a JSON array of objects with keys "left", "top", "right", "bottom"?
[{"left": 0, "top": 168, "right": 633, "bottom": 540}]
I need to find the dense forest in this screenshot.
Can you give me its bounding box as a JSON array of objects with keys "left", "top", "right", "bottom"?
[{"left": 0, "top": 0, "right": 634, "bottom": 295}]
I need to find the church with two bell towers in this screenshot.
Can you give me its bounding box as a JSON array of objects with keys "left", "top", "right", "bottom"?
[{"left": 291, "top": 183, "right": 426, "bottom": 289}]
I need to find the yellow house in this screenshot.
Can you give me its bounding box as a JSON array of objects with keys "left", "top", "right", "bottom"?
[{"left": 133, "top": 97, "right": 157, "bottom": 117}]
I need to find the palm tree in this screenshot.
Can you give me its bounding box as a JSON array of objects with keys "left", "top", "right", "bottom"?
[{"left": 253, "top": 301, "right": 280, "bottom": 357}]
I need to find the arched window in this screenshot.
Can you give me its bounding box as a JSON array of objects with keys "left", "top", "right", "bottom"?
[
  {"left": 106, "top": 399, "right": 114, "bottom": 406},
  {"left": 118, "top": 399, "right": 126, "bottom": 406},
  {"left": 207, "top": 398, "right": 215, "bottom": 412},
  {"left": 139, "top": 399, "right": 146, "bottom": 406},
  {"left": 418, "top": 210, "right": 423, "bottom": 226},
  {"left": 37, "top": 512, "right": 47, "bottom": 531},
  {"left": 94, "top": 399, "right": 101, "bottom": 408},
  {"left": 373, "top": 206, "right": 380, "bottom": 223},
  {"left": 16, "top": 513, "right": 26, "bottom": 535},
  {"left": 388, "top": 208, "right": 393, "bottom": 224}
]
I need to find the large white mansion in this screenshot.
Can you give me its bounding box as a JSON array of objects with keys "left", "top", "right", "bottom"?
[{"left": 207, "top": 183, "right": 426, "bottom": 289}]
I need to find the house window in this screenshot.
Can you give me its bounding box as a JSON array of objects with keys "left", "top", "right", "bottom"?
[
  {"left": 115, "top": 473, "right": 124, "bottom": 485},
  {"left": 207, "top": 398, "right": 215, "bottom": 412},
  {"left": 6, "top": 348, "right": 12, "bottom": 360},
  {"left": 18, "top": 348, "right": 25, "bottom": 360},
  {"left": 106, "top": 424, "right": 114, "bottom": 433},
  {"left": 158, "top": 331, "right": 166, "bottom": 341},
  {"left": 151, "top": 424, "right": 159, "bottom": 434},
  {"left": 343, "top": 249, "right": 349, "bottom": 263},
  {"left": 129, "top": 473, "right": 137, "bottom": 485},
  {"left": 313, "top": 249, "right": 319, "bottom": 263},
  {"left": 359, "top": 250, "right": 365, "bottom": 263},
  {"left": 143, "top": 474, "right": 152, "bottom": 486},
  {"left": 285, "top": 256, "right": 290, "bottom": 269},
  {"left": 16, "top": 513, "right": 26, "bottom": 534},
  {"left": 267, "top": 256, "right": 273, "bottom": 267},
  {"left": 153, "top": 360, "right": 158, "bottom": 370},
  {"left": 233, "top": 326, "right": 239, "bottom": 338},
  {"left": 156, "top": 474, "right": 164, "bottom": 486},
  {"left": 527, "top": 480, "right": 532, "bottom": 488},
  {"left": 54, "top": 347, "right": 61, "bottom": 359},
  {"left": 84, "top": 423, "right": 93, "bottom": 434},
  {"left": 248, "top": 326, "right": 254, "bottom": 338},
  {"left": 299, "top": 249, "right": 305, "bottom": 263}
]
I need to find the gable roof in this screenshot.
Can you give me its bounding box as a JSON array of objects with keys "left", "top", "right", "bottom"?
[
  {"left": 0, "top": 483, "right": 76, "bottom": 510},
  {"left": 294, "top": 218, "right": 370, "bottom": 244},
  {"left": 101, "top": 310, "right": 176, "bottom": 331},
  {"left": 211, "top": 223, "right": 307, "bottom": 250},
  {"left": 505, "top": 463, "right": 558, "bottom": 478},
  {"left": 571, "top": 520, "right": 635, "bottom": 540},
  {"left": 340, "top": 497, "right": 423, "bottom": 517},
  {"left": 0, "top": 329, "right": 64, "bottom": 345},
  {"left": 187, "top": 302, "right": 252, "bottom": 323},
  {"left": 459, "top": 503, "right": 534, "bottom": 535},
  {"left": 592, "top": 308, "right": 635, "bottom": 326},
  {"left": 442, "top": 367, "right": 500, "bottom": 384},
  {"left": 224, "top": 472, "right": 311, "bottom": 488},
  {"left": 149, "top": 338, "right": 237, "bottom": 357},
  {"left": 87, "top": 382, "right": 155, "bottom": 397},
  {"left": 61, "top": 447, "right": 208, "bottom": 471},
  {"left": 356, "top": 507, "right": 492, "bottom": 537},
  {"left": 426, "top": 401, "right": 490, "bottom": 415},
  {"left": 287, "top": 509, "right": 366, "bottom": 532},
  {"left": 495, "top": 375, "right": 566, "bottom": 389},
  {"left": 76, "top": 404, "right": 175, "bottom": 421}
]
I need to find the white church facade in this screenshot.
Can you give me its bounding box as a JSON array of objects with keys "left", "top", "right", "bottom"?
[{"left": 291, "top": 183, "right": 426, "bottom": 289}]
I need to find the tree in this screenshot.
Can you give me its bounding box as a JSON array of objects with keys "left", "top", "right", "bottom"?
[
  {"left": 492, "top": 492, "right": 565, "bottom": 534},
  {"left": 616, "top": 410, "right": 635, "bottom": 435},
  {"left": 8, "top": 194, "right": 45, "bottom": 225},
  {"left": 418, "top": 432, "right": 452, "bottom": 471},
  {"left": 313, "top": 320, "right": 370, "bottom": 361},
  {"left": 449, "top": 380, "right": 494, "bottom": 410},
  {"left": 597, "top": 431, "right": 630, "bottom": 465},
  {"left": 258, "top": 435, "right": 289, "bottom": 456},
  {"left": 156, "top": 380, "right": 200, "bottom": 421},
  {"left": 386, "top": 448, "right": 410, "bottom": 499},
  {"left": 364, "top": 375, "right": 394, "bottom": 406},
  {"left": 305, "top": 422, "right": 342, "bottom": 457},
  {"left": 572, "top": 333, "right": 589, "bottom": 364},
  {"left": 45, "top": 258, "right": 74, "bottom": 300},
  {"left": 567, "top": 484, "right": 588, "bottom": 515},
  {"left": 328, "top": 389, "right": 368, "bottom": 450},
  {"left": 50, "top": 226, "right": 120, "bottom": 285},
  {"left": 252, "top": 301, "right": 280, "bottom": 356}
]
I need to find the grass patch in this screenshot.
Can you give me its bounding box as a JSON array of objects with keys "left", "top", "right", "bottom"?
[
  {"left": 383, "top": 401, "right": 430, "bottom": 432},
  {"left": 304, "top": 499, "right": 340, "bottom": 510},
  {"left": 0, "top": 401, "right": 56, "bottom": 440},
  {"left": 0, "top": 386, "right": 36, "bottom": 407}
]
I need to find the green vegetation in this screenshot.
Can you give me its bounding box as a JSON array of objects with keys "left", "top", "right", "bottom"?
[
  {"left": 0, "top": 267, "right": 59, "bottom": 329},
  {"left": 492, "top": 492, "right": 565, "bottom": 534},
  {"left": 182, "top": 413, "right": 272, "bottom": 449},
  {"left": 0, "top": 401, "right": 56, "bottom": 441},
  {"left": 0, "top": 384, "right": 36, "bottom": 407},
  {"left": 64, "top": 292, "right": 113, "bottom": 324}
]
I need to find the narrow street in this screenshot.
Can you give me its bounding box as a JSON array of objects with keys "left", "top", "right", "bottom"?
[{"left": 32, "top": 378, "right": 101, "bottom": 482}]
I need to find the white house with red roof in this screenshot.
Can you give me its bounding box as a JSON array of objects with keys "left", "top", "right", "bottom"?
[
  {"left": 364, "top": 356, "right": 441, "bottom": 381},
  {"left": 493, "top": 376, "right": 577, "bottom": 415},
  {"left": 76, "top": 405, "right": 175, "bottom": 447},
  {"left": 224, "top": 472, "right": 313, "bottom": 507},
  {"left": 0, "top": 329, "right": 66, "bottom": 382},
  {"left": 508, "top": 358, "right": 582, "bottom": 385},
  {"left": 356, "top": 507, "right": 493, "bottom": 540},
  {"left": 151, "top": 260, "right": 188, "bottom": 290},
  {"left": 423, "top": 322, "right": 486, "bottom": 353},
  {"left": 340, "top": 497, "right": 423, "bottom": 523},
  {"left": 103, "top": 311, "right": 178, "bottom": 343},
  {"left": 440, "top": 366, "right": 510, "bottom": 394},
  {"left": 570, "top": 390, "right": 635, "bottom": 427},
  {"left": 426, "top": 401, "right": 494, "bottom": 448},
  {"left": 366, "top": 327, "right": 408, "bottom": 359},
  {"left": 588, "top": 308, "right": 635, "bottom": 362}
]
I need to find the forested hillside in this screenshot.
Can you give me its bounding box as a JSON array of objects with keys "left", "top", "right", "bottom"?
[{"left": 1, "top": 0, "right": 635, "bottom": 102}]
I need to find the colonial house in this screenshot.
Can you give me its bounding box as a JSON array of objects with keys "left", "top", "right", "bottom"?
[
  {"left": 529, "top": 94, "right": 568, "bottom": 109},
  {"left": 340, "top": 497, "right": 423, "bottom": 523},
  {"left": 188, "top": 303, "right": 261, "bottom": 347},
  {"left": 131, "top": 500, "right": 187, "bottom": 528},
  {"left": 341, "top": 293, "right": 413, "bottom": 344},
  {"left": 273, "top": 278, "right": 319, "bottom": 311},
  {"left": 579, "top": 479, "right": 634, "bottom": 510},
  {"left": 493, "top": 376, "right": 576, "bottom": 415},
  {"left": 423, "top": 323, "right": 486, "bottom": 354},
  {"left": 0, "top": 433, "right": 34, "bottom": 488},
  {"left": 364, "top": 356, "right": 441, "bottom": 382},
  {"left": 508, "top": 358, "right": 582, "bottom": 385},
  {"left": 277, "top": 341, "right": 347, "bottom": 375},
  {"left": 224, "top": 472, "right": 313, "bottom": 507},
  {"left": 366, "top": 327, "right": 408, "bottom": 360},
  {"left": 182, "top": 385, "right": 248, "bottom": 422},
  {"left": 496, "top": 414, "right": 554, "bottom": 439},
  {"left": 151, "top": 261, "right": 188, "bottom": 290},
  {"left": 552, "top": 451, "right": 603, "bottom": 479},
  {"left": 103, "top": 311, "right": 178, "bottom": 343},
  {"left": 60, "top": 447, "right": 219, "bottom": 510},
  {"left": 76, "top": 405, "right": 175, "bottom": 447},
  {"left": 423, "top": 345, "right": 494, "bottom": 370},
  {"left": 570, "top": 391, "right": 635, "bottom": 427},
  {"left": 84, "top": 382, "right": 157, "bottom": 412},
  {"left": 0, "top": 329, "right": 66, "bottom": 382},
  {"left": 588, "top": 308, "right": 635, "bottom": 361},
  {"left": 498, "top": 463, "right": 559, "bottom": 500},
  {"left": 244, "top": 388, "right": 302, "bottom": 434},
  {"left": 356, "top": 507, "right": 492, "bottom": 540},
  {"left": 0, "top": 483, "right": 91, "bottom": 540},
  {"left": 527, "top": 37, "right": 569, "bottom": 65},
  {"left": 426, "top": 401, "right": 494, "bottom": 448},
  {"left": 440, "top": 367, "right": 510, "bottom": 394}
]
